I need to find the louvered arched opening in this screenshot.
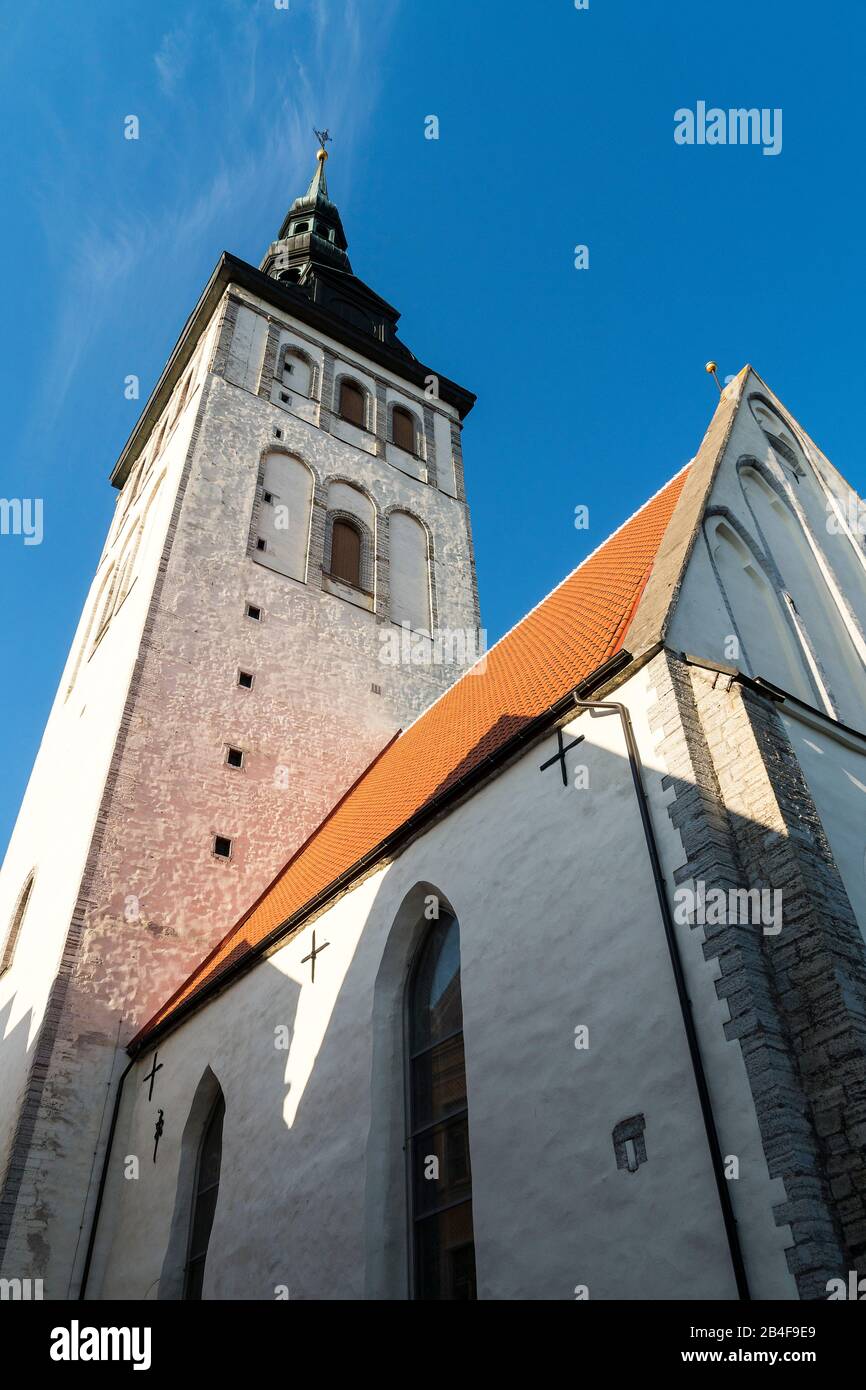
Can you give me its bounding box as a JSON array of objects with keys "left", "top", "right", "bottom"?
[{"left": 330, "top": 519, "right": 362, "bottom": 588}]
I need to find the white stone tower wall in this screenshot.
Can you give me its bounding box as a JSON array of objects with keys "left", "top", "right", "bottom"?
[
  {"left": 0, "top": 280, "right": 478, "bottom": 1296},
  {"left": 0, "top": 351, "right": 205, "bottom": 1222}
]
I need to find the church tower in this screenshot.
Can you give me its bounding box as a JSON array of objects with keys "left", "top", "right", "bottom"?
[{"left": 0, "top": 141, "right": 479, "bottom": 1296}]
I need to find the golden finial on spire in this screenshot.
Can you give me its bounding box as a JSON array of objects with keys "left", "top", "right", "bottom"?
[
  {"left": 313, "top": 127, "right": 331, "bottom": 163},
  {"left": 705, "top": 360, "right": 723, "bottom": 395}
]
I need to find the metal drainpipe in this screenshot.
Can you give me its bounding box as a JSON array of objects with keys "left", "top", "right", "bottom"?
[
  {"left": 77, "top": 1055, "right": 136, "bottom": 1300},
  {"left": 570, "top": 693, "right": 751, "bottom": 1301}
]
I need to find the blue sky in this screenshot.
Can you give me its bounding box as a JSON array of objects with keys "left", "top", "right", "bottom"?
[{"left": 1, "top": 0, "right": 865, "bottom": 855}]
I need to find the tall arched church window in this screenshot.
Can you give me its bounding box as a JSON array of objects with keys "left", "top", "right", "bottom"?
[
  {"left": 183, "top": 1091, "right": 225, "bottom": 1300},
  {"left": 1, "top": 872, "right": 35, "bottom": 975},
  {"left": 407, "top": 912, "right": 476, "bottom": 1300},
  {"left": 330, "top": 519, "right": 362, "bottom": 588},
  {"left": 338, "top": 380, "right": 365, "bottom": 429},
  {"left": 392, "top": 406, "right": 417, "bottom": 454}
]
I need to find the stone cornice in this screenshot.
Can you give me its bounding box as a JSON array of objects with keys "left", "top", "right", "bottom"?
[{"left": 110, "top": 252, "right": 476, "bottom": 490}]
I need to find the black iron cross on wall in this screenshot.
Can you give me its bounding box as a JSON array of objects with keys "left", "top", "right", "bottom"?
[
  {"left": 301, "top": 930, "right": 330, "bottom": 983},
  {"left": 143, "top": 1051, "right": 163, "bottom": 1102},
  {"left": 539, "top": 728, "right": 585, "bottom": 787}
]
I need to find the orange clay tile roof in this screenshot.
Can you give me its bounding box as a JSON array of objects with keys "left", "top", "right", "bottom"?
[{"left": 135, "top": 464, "right": 690, "bottom": 1042}]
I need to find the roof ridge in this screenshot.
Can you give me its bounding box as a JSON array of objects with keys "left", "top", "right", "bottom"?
[{"left": 394, "top": 459, "right": 693, "bottom": 741}]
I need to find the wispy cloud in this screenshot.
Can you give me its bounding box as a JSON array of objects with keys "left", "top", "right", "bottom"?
[
  {"left": 23, "top": 0, "right": 403, "bottom": 438},
  {"left": 154, "top": 15, "right": 196, "bottom": 96}
]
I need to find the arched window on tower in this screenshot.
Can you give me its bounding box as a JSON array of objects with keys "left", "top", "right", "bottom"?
[
  {"left": 392, "top": 406, "right": 417, "bottom": 455},
  {"left": 280, "top": 347, "right": 312, "bottom": 397},
  {"left": 389, "top": 511, "right": 431, "bottom": 631},
  {"left": 338, "top": 380, "right": 366, "bottom": 429},
  {"left": 1, "top": 872, "right": 35, "bottom": 976},
  {"left": 153, "top": 415, "right": 169, "bottom": 460},
  {"left": 91, "top": 563, "right": 119, "bottom": 652},
  {"left": 183, "top": 1090, "right": 226, "bottom": 1300},
  {"left": 407, "top": 912, "right": 476, "bottom": 1300},
  {"left": 255, "top": 452, "right": 313, "bottom": 582},
  {"left": 330, "top": 518, "right": 362, "bottom": 588},
  {"left": 112, "top": 522, "right": 141, "bottom": 616}
]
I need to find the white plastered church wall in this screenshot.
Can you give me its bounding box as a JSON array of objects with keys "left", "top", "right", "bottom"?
[{"left": 92, "top": 662, "right": 776, "bottom": 1302}]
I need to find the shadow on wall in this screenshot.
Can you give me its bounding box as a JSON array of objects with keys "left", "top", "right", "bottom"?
[
  {"left": 0, "top": 992, "right": 39, "bottom": 1274},
  {"left": 130, "top": 708, "right": 866, "bottom": 1303},
  {"left": 22, "top": 706, "right": 866, "bottom": 1300}
]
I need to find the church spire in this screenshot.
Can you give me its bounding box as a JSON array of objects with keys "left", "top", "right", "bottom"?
[
  {"left": 261, "top": 130, "right": 352, "bottom": 285},
  {"left": 260, "top": 130, "right": 409, "bottom": 354},
  {"left": 305, "top": 128, "right": 331, "bottom": 202}
]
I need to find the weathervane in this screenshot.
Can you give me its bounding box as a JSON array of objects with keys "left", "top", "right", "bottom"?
[{"left": 314, "top": 127, "right": 332, "bottom": 153}]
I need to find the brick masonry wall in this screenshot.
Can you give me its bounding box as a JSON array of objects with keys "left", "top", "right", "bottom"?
[{"left": 650, "top": 650, "right": 866, "bottom": 1297}]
